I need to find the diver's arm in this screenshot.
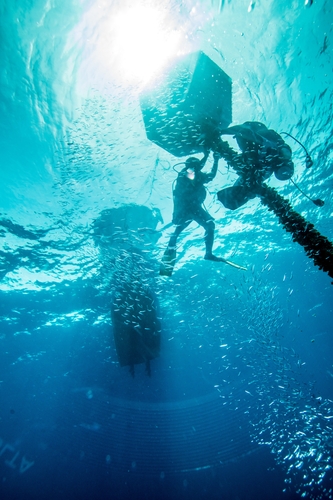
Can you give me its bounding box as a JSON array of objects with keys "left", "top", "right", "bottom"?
[
  {"left": 199, "top": 149, "right": 210, "bottom": 169},
  {"left": 205, "top": 152, "right": 220, "bottom": 182}
]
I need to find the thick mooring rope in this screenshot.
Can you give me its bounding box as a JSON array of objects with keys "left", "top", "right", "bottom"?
[{"left": 257, "top": 183, "right": 333, "bottom": 281}]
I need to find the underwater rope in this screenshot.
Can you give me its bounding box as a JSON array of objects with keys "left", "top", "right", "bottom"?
[{"left": 257, "top": 183, "right": 333, "bottom": 281}]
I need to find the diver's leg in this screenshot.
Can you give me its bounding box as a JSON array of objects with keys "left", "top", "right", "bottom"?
[
  {"left": 167, "top": 222, "right": 189, "bottom": 251},
  {"left": 160, "top": 222, "right": 190, "bottom": 276},
  {"left": 194, "top": 210, "right": 226, "bottom": 262},
  {"left": 203, "top": 220, "right": 218, "bottom": 259}
]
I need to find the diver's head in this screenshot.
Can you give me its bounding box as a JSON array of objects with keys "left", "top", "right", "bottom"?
[
  {"left": 273, "top": 144, "right": 295, "bottom": 180},
  {"left": 280, "top": 144, "right": 292, "bottom": 159},
  {"left": 185, "top": 157, "right": 202, "bottom": 172}
]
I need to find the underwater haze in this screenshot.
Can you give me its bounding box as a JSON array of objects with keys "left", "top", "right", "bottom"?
[{"left": 1, "top": 0, "right": 333, "bottom": 499}]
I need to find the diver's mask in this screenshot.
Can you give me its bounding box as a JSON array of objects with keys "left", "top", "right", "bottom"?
[{"left": 186, "top": 167, "right": 195, "bottom": 180}]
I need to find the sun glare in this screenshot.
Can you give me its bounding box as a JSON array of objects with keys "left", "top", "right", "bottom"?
[{"left": 111, "top": 5, "right": 182, "bottom": 85}]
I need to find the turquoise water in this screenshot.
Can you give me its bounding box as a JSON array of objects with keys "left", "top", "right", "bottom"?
[{"left": 0, "top": 1, "right": 333, "bottom": 499}]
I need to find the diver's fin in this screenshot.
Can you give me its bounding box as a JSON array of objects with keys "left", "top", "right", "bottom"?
[
  {"left": 222, "top": 258, "right": 247, "bottom": 271},
  {"left": 160, "top": 248, "right": 176, "bottom": 277},
  {"left": 205, "top": 254, "right": 247, "bottom": 271}
]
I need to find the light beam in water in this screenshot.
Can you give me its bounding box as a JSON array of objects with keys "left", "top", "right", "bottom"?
[{"left": 110, "top": 5, "right": 182, "bottom": 85}]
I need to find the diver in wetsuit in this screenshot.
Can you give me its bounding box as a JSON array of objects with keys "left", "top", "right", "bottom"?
[
  {"left": 213, "top": 121, "right": 295, "bottom": 209},
  {"left": 210, "top": 121, "right": 333, "bottom": 282},
  {"left": 160, "top": 150, "right": 224, "bottom": 276}
]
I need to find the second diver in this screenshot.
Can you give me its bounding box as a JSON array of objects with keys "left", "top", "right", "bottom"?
[{"left": 160, "top": 149, "right": 246, "bottom": 276}]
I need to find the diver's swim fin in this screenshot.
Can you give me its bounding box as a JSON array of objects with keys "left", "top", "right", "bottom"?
[
  {"left": 205, "top": 254, "right": 247, "bottom": 271},
  {"left": 222, "top": 258, "right": 247, "bottom": 271},
  {"left": 160, "top": 248, "right": 176, "bottom": 277}
]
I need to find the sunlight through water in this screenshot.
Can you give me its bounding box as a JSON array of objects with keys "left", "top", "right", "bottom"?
[{"left": 110, "top": 5, "right": 182, "bottom": 84}]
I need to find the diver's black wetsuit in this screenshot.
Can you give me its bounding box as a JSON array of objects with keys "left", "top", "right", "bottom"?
[
  {"left": 167, "top": 151, "right": 220, "bottom": 259},
  {"left": 213, "top": 122, "right": 295, "bottom": 210}
]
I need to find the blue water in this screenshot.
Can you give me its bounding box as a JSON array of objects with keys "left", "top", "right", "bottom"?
[{"left": 1, "top": 1, "right": 333, "bottom": 499}]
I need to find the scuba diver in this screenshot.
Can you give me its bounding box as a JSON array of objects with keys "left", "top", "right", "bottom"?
[
  {"left": 209, "top": 121, "right": 333, "bottom": 283},
  {"left": 213, "top": 121, "right": 295, "bottom": 210},
  {"left": 160, "top": 150, "right": 246, "bottom": 276}
]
